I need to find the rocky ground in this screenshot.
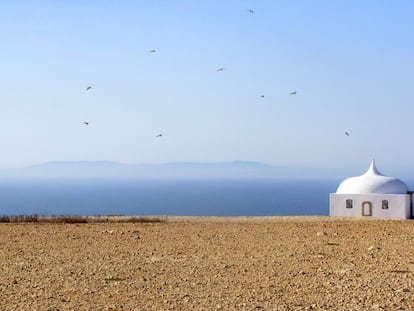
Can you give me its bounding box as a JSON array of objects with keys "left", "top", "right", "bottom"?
[{"left": 0, "top": 216, "right": 414, "bottom": 310}]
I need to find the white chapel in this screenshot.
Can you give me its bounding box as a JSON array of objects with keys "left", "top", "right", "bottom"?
[{"left": 330, "top": 160, "right": 412, "bottom": 219}]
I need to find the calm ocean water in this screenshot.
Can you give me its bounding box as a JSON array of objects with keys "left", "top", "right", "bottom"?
[{"left": 0, "top": 179, "right": 347, "bottom": 216}]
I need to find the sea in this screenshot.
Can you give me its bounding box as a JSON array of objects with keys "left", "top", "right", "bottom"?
[
  {"left": 2, "top": 178, "right": 413, "bottom": 217},
  {"left": 0, "top": 179, "right": 350, "bottom": 217}
]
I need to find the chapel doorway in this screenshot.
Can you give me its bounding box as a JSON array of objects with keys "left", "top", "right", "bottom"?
[{"left": 362, "top": 201, "right": 372, "bottom": 216}]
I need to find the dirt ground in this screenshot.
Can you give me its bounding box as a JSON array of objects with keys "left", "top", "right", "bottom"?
[{"left": 1, "top": 216, "right": 414, "bottom": 310}]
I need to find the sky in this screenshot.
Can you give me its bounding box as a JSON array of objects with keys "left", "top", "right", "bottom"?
[{"left": 1, "top": 1, "right": 414, "bottom": 176}]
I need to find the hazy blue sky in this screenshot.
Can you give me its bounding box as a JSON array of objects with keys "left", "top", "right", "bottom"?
[{"left": 1, "top": 1, "right": 413, "bottom": 175}]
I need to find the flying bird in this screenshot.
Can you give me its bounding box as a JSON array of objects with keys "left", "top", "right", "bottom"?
[
  {"left": 216, "top": 67, "right": 225, "bottom": 71},
  {"left": 86, "top": 86, "right": 92, "bottom": 91},
  {"left": 345, "top": 131, "right": 350, "bottom": 136},
  {"left": 260, "top": 95, "right": 265, "bottom": 98},
  {"left": 149, "top": 49, "right": 156, "bottom": 53},
  {"left": 289, "top": 91, "right": 297, "bottom": 95},
  {"left": 156, "top": 133, "right": 163, "bottom": 138},
  {"left": 83, "top": 122, "right": 89, "bottom": 126},
  {"left": 248, "top": 9, "right": 254, "bottom": 13}
]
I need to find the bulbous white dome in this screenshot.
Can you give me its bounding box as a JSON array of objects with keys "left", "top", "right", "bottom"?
[{"left": 336, "top": 160, "right": 408, "bottom": 194}]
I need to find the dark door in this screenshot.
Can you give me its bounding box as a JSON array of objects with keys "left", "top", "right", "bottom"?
[{"left": 362, "top": 201, "right": 372, "bottom": 216}]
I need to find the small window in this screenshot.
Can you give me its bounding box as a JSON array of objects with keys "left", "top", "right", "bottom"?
[
  {"left": 346, "top": 199, "right": 353, "bottom": 209},
  {"left": 382, "top": 200, "right": 389, "bottom": 209}
]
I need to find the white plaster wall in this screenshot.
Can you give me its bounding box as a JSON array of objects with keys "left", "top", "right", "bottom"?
[{"left": 330, "top": 193, "right": 411, "bottom": 219}]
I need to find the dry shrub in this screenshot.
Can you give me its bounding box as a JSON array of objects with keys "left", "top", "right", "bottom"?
[
  {"left": 0, "top": 216, "right": 11, "bottom": 223},
  {"left": 0, "top": 215, "right": 166, "bottom": 224},
  {"left": 45, "top": 216, "right": 89, "bottom": 224},
  {"left": 0, "top": 215, "right": 39, "bottom": 223},
  {"left": 19, "top": 215, "right": 40, "bottom": 222}
]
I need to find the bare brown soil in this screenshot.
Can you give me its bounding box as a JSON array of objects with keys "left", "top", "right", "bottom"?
[{"left": 1, "top": 216, "right": 414, "bottom": 310}]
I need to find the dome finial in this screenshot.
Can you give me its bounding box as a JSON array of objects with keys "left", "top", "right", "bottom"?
[{"left": 366, "top": 159, "right": 383, "bottom": 176}]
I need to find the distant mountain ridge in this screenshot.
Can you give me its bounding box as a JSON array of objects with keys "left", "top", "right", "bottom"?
[{"left": 0, "top": 161, "right": 336, "bottom": 179}]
